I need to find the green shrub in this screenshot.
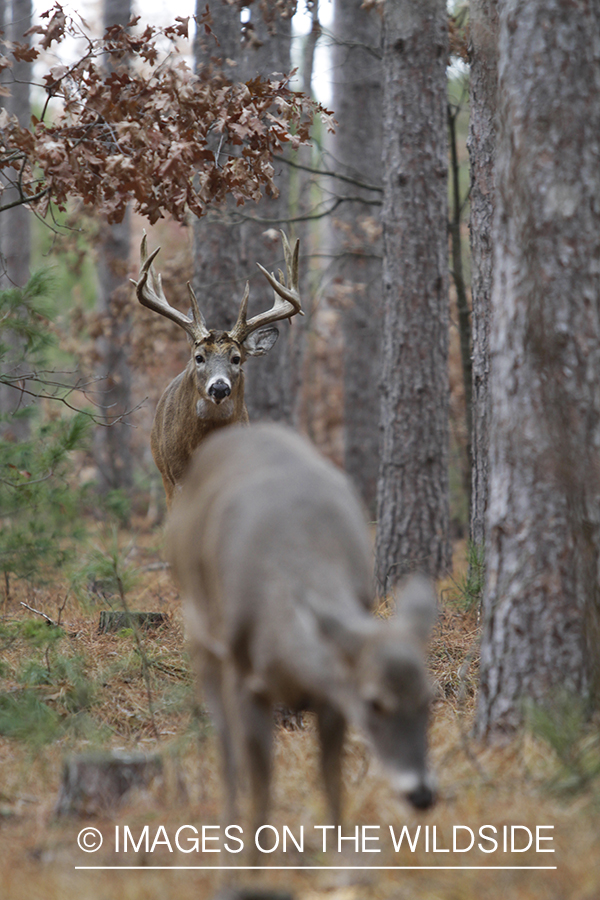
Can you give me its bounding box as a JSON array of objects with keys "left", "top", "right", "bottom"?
[
  {"left": 0, "top": 690, "right": 63, "bottom": 745},
  {"left": 0, "top": 276, "right": 95, "bottom": 590},
  {"left": 526, "top": 691, "right": 600, "bottom": 796},
  {"left": 70, "top": 526, "right": 139, "bottom": 608},
  {"left": 449, "top": 540, "right": 485, "bottom": 611}
]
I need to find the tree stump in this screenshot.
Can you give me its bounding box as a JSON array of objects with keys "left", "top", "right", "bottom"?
[
  {"left": 98, "top": 610, "right": 169, "bottom": 634},
  {"left": 55, "top": 751, "right": 162, "bottom": 817}
]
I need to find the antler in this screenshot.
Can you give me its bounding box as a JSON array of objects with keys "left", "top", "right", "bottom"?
[
  {"left": 229, "top": 231, "right": 304, "bottom": 345},
  {"left": 132, "top": 233, "right": 210, "bottom": 344}
]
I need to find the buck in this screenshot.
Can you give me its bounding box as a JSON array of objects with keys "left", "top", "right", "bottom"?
[
  {"left": 132, "top": 231, "right": 303, "bottom": 508},
  {"left": 168, "top": 423, "right": 437, "bottom": 830}
]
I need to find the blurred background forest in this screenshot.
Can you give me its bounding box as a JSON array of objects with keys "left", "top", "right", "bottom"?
[{"left": 0, "top": 0, "right": 472, "bottom": 536}]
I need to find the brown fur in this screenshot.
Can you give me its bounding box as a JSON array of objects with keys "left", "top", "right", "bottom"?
[{"left": 133, "top": 232, "right": 302, "bottom": 509}]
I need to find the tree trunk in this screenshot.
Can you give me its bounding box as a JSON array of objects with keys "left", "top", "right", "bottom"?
[
  {"left": 2, "top": 0, "right": 31, "bottom": 289},
  {"left": 0, "top": 0, "right": 32, "bottom": 440},
  {"left": 192, "top": 1, "right": 245, "bottom": 332},
  {"left": 289, "top": 0, "right": 321, "bottom": 435},
  {"left": 330, "top": 0, "right": 383, "bottom": 516},
  {"left": 93, "top": 0, "right": 133, "bottom": 496},
  {"left": 56, "top": 752, "right": 162, "bottom": 817},
  {"left": 467, "top": 0, "right": 498, "bottom": 551},
  {"left": 237, "top": 9, "right": 294, "bottom": 423},
  {"left": 192, "top": 3, "right": 295, "bottom": 424},
  {"left": 94, "top": 212, "right": 134, "bottom": 494},
  {"left": 375, "top": 0, "right": 450, "bottom": 590},
  {"left": 475, "top": 0, "right": 600, "bottom": 739}
]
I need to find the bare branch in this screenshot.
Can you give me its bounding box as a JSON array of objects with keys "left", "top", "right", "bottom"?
[
  {"left": 0, "top": 185, "right": 51, "bottom": 213},
  {"left": 1, "top": 370, "right": 147, "bottom": 425},
  {"left": 274, "top": 154, "right": 383, "bottom": 193},
  {"left": 20, "top": 601, "right": 60, "bottom": 627},
  {"left": 233, "top": 194, "right": 382, "bottom": 228}
]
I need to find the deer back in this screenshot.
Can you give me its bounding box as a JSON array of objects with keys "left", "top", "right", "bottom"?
[{"left": 168, "top": 423, "right": 373, "bottom": 648}]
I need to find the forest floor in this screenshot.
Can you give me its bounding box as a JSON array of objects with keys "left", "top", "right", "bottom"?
[{"left": 0, "top": 525, "right": 598, "bottom": 900}]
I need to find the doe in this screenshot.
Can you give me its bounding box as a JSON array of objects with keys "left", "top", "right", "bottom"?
[{"left": 168, "top": 423, "right": 437, "bottom": 830}]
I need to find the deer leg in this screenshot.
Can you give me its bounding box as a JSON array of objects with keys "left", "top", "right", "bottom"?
[
  {"left": 316, "top": 702, "right": 346, "bottom": 826},
  {"left": 237, "top": 680, "right": 273, "bottom": 835},
  {"left": 199, "top": 651, "right": 239, "bottom": 823}
]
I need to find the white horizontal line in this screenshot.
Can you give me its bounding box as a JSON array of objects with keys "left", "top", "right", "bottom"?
[{"left": 75, "top": 865, "right": 558, "bottom": 871}]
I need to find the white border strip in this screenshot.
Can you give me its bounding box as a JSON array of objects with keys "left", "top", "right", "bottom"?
[{"left": 75, "top": 865, "right": 558, "bottom": 871}]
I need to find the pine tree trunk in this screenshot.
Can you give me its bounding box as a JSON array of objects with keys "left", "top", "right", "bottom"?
[
  {"left": 238, "top": 11, "right": 294, "bottom": 424},
  {"left": 475, "top": 0, "right": 600, "bottom": 739},
  {"left": 93, "top": 0, "right": 133, "bottom": 496},
  {"left": 192, "top": 2, "right": 245, "bottom": 333},
  {"left": 375, "top": 0, "right": 450, "bottom": 590},
  {"left": 192, "top": 4, "right": 295, "bottom": 424},
  {"left": 0, "top": 0, "right": 32, "bottom": 440},
  {"left": 94, "top": 212, "right": 133, "bottom": 494},
  {"left": 330, "top": 0, "right": 383, "bottom": 516},
  {"left": 2, "top": 0, "right": 31, "bottom": 289},
  {"left": 289, "top": 0, "right": 321, "bottom": 434},
  {"left": 467, "top": 0, "right": 498, "bottom": 551}
]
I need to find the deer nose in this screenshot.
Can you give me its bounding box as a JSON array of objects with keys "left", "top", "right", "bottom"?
[
  {"left": 208, "top": 379, "right": 231, "bottom": 403},
  {"left": 407, "top": 783, "right": 436, "bottom": 810}
]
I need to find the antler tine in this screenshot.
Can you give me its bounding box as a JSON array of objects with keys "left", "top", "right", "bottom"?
[
  {"left": 228, "top": 281, "right": 250, "bottom": 344},
  {"left": 131, "top": 234, "right": 209, "bottom": 343},
  {"left": 280, "top": 229, "right": 299, "bottom": 295},
  {"left": 229, "top": 231, "right": 303, "bottom": 345},
  {"left": 187, "top": 282, "right": 209, "bottom": 336}
]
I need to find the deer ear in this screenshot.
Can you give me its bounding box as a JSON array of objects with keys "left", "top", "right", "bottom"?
[
  {"left": 311, "top": 607, "right": 366, "bottom": 664},
  {"left": 243, "top": 324, "right": 279, "bottom": 357}
]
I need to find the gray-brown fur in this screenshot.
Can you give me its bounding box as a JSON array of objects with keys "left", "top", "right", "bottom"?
[
  {"left": 149, "top": 332, "right": 251, "bottom": 507},
  {"left": 168, "top": 423, "right": 437, "bottom": 829},
  {"left": 133, "top": 232, "right": 302, "bottom": 508}
]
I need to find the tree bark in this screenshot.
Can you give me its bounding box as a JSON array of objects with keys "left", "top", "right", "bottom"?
[
  {"left": 0, "top": 0, "right": 32, "bottom": 440},
  {"left": 192, "top": 3, "right": 296, "bottom": 424},
  {"left": 448, "top": 96, "right": 472, "bottom": 504},
  {"left": 330, "top": 0, "right": 383, "bottom": 516},
  {"left": 375, "top": 0, "right": 450, "bottom": 590},
  {"left": 289, "top": 0, "right": 321, "bottom": 435},
  {"left": 467, "top": 0, "right": 498, "bottom": 551},
  {"left": 1, "top": 0, "right": 31, "bottom": 289},
  {"left": 475, "top": 0, "right": 600, "bottom": 739},
  {"left": 93, "top": 0, "right": 133, "bottom": 495},
  {"left": 191, "top": 1, "right": 245, "bottom": 333},
  {"left": 236, "top": 9, "right": 294, "bottom": 423}
]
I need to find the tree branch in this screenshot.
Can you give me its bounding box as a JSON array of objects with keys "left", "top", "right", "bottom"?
[
  {"left": 0, "top": 185, "right": 51, "bottom": 213},
  {"left": 275, "top": 153, "right": 383, "bottom": 193},
  {"left": 1, "top": 371, "right": 147, "bottom": 425}
]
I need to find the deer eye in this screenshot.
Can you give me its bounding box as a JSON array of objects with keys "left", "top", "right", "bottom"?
[
  {"left": 195, "top": 353, "right": 205, "bottom": 365},
  {"left": 231, "top": 354, "right": 241, "bottom": 365},
  {"left": 369, "top": 698, "right": 386, "bottom": 716}
]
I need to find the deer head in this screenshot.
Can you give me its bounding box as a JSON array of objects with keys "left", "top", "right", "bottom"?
[
  {"left": 133, "top": 231, "right": 302, "bottom": 410},
  {"left": 131, "top": 231, "right": 303, "bottom": 507}
]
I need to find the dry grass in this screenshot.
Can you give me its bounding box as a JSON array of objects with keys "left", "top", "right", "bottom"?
[{"left": 0, "top": 526, "right": 598, "bottom": 900}]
